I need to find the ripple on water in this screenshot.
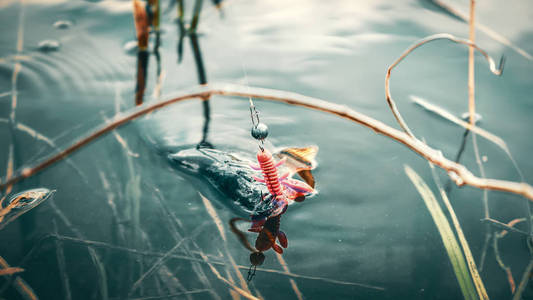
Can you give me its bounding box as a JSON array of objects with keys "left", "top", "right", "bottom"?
[
  {"left": 20, "top": 36, "right": 134, "bottom": 100},
  {"left": 20, "top": 52, "right": 84, "bottom": 98},
  {"left": 37, "top": 40, "right": 60, "bottom": 52},
  {"left": 53, "top": 20, "right": 73, "bottom": 29}
]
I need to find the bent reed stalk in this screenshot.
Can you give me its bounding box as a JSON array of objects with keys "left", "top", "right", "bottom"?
[
  {"left": 385, "top": 33, "right": 504, "bottom": 140},
  {"left": 0, "top": 83, "right": 532, "bottom": 201}
]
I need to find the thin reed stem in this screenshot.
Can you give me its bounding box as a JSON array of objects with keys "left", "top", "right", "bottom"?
[
  {"left": 468, "top": 0, "right": 476, "bottom": 127},
  {"left": 1, "top": 83, "right": 532, "bottom": 202},
  {"left": 513, "top": 258, "right": 533, "bottom": 300},
  {"left": 466, "top": 0, "right": 491, "bottom": 274},
  {"left": 190, "top": 0, "right": 203, "bottom": 33},
  {"left": 385, "top": 33, "right": 504, "bottom": 139}
]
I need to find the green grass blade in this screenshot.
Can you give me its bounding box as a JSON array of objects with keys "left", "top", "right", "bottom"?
[
  {"left": 404, "top": 165, "right": 477, "bottom": 300},
  {"left": 428, "top": 163, "right": 489, "bottom": 299}
]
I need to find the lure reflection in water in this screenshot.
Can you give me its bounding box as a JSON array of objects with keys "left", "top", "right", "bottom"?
[
  {"left": 169, "top": 147, "right": 274, "bottom": 215},
  {"left": 168, "top": 146, "right": 318, "bottom": 217},
  {"left": 0, "top": 188, "right": 55, "bottom": 231}
]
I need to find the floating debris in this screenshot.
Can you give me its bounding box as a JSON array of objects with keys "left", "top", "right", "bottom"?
[
  {"left": 0, "top": 188, "right": 55, "bottom": 230},
  {"left": 460, "top": 112, "right": 482, "bottom": 124},
  {"left": 37, "top": 40, "right": 60, "bottom": 52},
  {"left": 53, "top": 20, "right": 72, "bottom": 29}
]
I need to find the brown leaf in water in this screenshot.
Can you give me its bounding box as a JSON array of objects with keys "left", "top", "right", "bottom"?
[
  {"left": 297, "top": 170, "right": 315, "bottom": 189},
  {"left": 132, "top": 0, "right": 149, "bottom": 50}
]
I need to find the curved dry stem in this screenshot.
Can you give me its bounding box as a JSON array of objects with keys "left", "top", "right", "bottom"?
[
  {"left": 0, "top": 83, "right": 531, "bottom": 201},
  {"left": 385, "top": 33, "right": 504, "bottom": 138}
]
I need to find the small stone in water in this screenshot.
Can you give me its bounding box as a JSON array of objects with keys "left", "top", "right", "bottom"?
[
  {"left": 460, "top": 112, "right": 482, "bottom": 124},
  {"left": 37, "top": 40, "right": 60, "bottom": 52},
  {"left": 53, "top": 20, "right": 72, "bottom": 29}
]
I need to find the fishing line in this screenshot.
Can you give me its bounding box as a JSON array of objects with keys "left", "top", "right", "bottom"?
[{"left": 237, "top": 44, "right": 269, "bottom": 151}]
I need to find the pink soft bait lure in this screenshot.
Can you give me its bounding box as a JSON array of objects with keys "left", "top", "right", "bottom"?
[{"left": 246, "top": 99, "right": 314, "bottom": 257}]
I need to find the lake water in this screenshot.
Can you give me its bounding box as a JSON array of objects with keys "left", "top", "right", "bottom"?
[{"left": 1, "top": 0, "right": 533, "bottom": 299}]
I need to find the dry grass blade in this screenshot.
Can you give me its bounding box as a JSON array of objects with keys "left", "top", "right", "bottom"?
[
  {"left": 410, "top": 96, "right": 506, "bottom": 151},
  {"left": 385, "top": 33, "right": 504, "bottom": 139},
  {"left": 128, "top": 237, "right": 189, "bottom": 296},
  {"left": 0, "top": 267, "right": 24, "bottom": 276},
  {"left": 50, "top": 200, "right": 109, "bottom": 300},
  {"left": 225, "top": 268, "right": 241, "bottom": 300},
  {"left": 4, "top": 1, "right": 24, "bottom": 197},
  {"left": 404, "top": 165, "right": 478, "bottom": 300},
  {"left": 493, "top": 232, "right": 516, "bottom": 294},
  {"left": 197, "top": 251, "right": 259, "bottom": 300},
  {"left": 275, "top": 253, "right": 304, "bottom": 300},
  {"left": 0, "top": 255, "right": 38, "bottom": 300},
  {"left": 0, "top": 55, "right": 31, "bottom": 64},
  {"left": 102, "top": 103, "right": 139, "bottom": 158},
  {"left": 250, "top": 266, "right": 385, "bottom": 290},
  {"left": 199, "top": 193, "right": 252, "bottom": 295},
  {"left": 411, "top": 94, "right": 524, "bottom": 182},
  {"left": 481, "top": 218, "right": 528, "bottom": 236},
  {"left": 429, "top": 163, "right": 488, "bottom": 299},
  {"left": 150, "top": 188, "right": 217, "bottom": 300},
  {"left": 466, "top": 2, "right": 493, "bottom": 272},
  {"left": 199, "top": 192, "right": 226, "bottom": 242},
  {"left": 1, "top": 83, "right": 532, "bottom": 201},
  {"left": 15, "top": 121, "right": 89, "bottom": 182},
  {"left": 99, "top": 171, "right": 127, "bottom": 242},
  {"left": 26, "top": 233, "right": 382, "bottom": 290},
  {"left": 429, "top": 0, "right": 532, "bottom": 60}
]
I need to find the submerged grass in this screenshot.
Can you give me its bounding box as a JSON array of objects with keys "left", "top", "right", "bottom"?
[
  {"left": 199, "top": 192, "right": 253, "bottom": 297},
  {"left": 404, "top": 165, "right": 477, "bottom": 300},
  {"left": 53, "top": 219, "right": 72, "bottom": 300},
  {"left": 428, "top": 163, "right": 488, "bottom": 300},
  {"left": 49, "top": 199, "right": 109, "bottom": 300},
  {"left": 0, "top": 255, "right": 37, "bottom": 300}
]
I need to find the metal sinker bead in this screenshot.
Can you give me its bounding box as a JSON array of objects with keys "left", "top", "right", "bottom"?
[{"left": 251, "top": 123, "right": 269, "bottom": 140}]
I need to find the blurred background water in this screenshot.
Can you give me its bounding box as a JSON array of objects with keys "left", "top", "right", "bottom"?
[{"left": 0, "top": 0, "right": 532, "bottom": 299}]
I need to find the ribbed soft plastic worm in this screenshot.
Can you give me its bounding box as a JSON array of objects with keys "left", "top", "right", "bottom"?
[{"left": 256, "top": 149, "right": 283, "bottom": 197}]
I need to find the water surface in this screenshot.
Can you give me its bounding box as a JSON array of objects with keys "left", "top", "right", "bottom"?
[{"left": 1, "top": 0, "right": 533, "bottom": 299}]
